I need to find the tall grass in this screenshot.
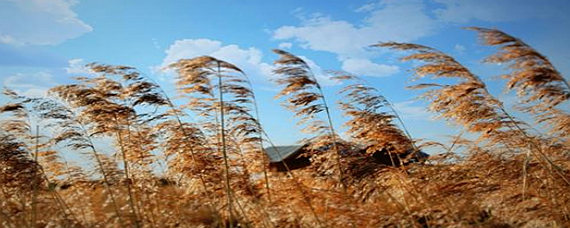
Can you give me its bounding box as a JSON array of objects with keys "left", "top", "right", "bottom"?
[{"left": 1, "top": 27, "right": 569, "bottom": 227}]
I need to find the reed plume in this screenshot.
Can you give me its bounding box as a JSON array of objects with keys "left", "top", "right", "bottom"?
[
  {"left": 0, "top": 90, "right": 83, "bottom": 227},
  {"left": 334, "top": 73, "right": 414, "bottom": 162},
  {"left": 376, "top": 42, "right": 570, "bottom": 202},
  {"left": 469, "top": 27, "right": 570, "bottom": 139},
  {"left": 272, "top": 49, "right": 346, "bottom": 190},
  {"left": 49, "top": 63, "right": 177, "bottom": 227},
  {"left": 168, "top": 56, "right": 265, "bottom": 226},
  {"left": 2, "top": 25, "right": 570, "bottom": 227},
  {"left": 375, "top": 42, "right": 531, "bottom": 150}
]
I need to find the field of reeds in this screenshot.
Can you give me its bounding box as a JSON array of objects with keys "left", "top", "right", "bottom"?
[{"left": 1, "top": 27, "right": 569, "bottom": 228}]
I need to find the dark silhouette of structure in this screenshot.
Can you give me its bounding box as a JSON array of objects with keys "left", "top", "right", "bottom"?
[{"left": 264, "top": 143, "right": 429, "bottom": 172}]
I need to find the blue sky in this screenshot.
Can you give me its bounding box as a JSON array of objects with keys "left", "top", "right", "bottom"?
[{"left": 1, "top": 0, "right": 570, "bottom": 147}]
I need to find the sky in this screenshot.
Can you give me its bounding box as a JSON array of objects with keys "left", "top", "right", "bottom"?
[{"left": 1, "top": 0, "right": 570, "bottom": 148}]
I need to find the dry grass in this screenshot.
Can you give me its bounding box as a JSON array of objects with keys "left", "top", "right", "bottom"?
[{"left": 1, "top": 27, "right": 569, "bottom": 228}]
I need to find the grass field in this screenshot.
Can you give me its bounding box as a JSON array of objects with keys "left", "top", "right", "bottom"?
[{"left": 1, "top": 27, "right": 569, "bottom": 228}]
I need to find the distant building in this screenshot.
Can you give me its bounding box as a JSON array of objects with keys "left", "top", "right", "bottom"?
[
  {"left": 264, "top": 144, "right": 311, "bottom": 172},
  {"left": 264, "top": 142, "right": 429, "bottom": 172},
  {"left": 367, "top": 147, "right": 429, "bottom": 167}
]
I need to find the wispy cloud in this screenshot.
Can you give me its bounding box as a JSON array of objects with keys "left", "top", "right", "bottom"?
[
  {"left": 0, "top": 0, "right": 92, "bottom": 46},
  {"left": 453, "top": 44, "right": 466, "bottom": 54},
  {"left": 155, "top": 38, "right": 338, "bottom": 87},
  {"left": 65, "top": 58, "right": 94, "bottom": 75},
  {"left": 392, "top": 100, "right": 433, "bottom": 121},
  {"left": 341, "top": 58, "right": 399, "bottom": 77},
  {"left": 155, "top": 38, "right": 274, "bottom": 84},
  {"left": 272, "top": 0, "right": 570, "bottom": 80},
  {"left": 278, "top": 42, "right": 293, "bottom": 49},
  {"left": 273, "top": 0, "right": 438, "bottom": 59},
  {"left": 3, "top": 71, "right": 57, "bottom": 97},
  {"left": 272, "top": 0, "right": 435, "bottom": 79}
]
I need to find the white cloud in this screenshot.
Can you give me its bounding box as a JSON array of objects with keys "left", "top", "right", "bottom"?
[
  {"left": 160, "top": 39, "right": 223, "bottom": 66},
  {"left": 341, "top": 58, "right": 399, "bottom": 77},
  {"left": 278, "top": 42, "right": 293, "bottom": 49},
  {"left": 355, "top": 2, "right": 377, "bottom": 13},
  {"left": 453, "top": 44, "right": 466, "bottom": 54},
  {"left": 392, "top": 100, "right": 432, "bottom": 120},
  {"left": 272, "top": 0, "right": 570, "bottom": 82},
  {"left": 0, "top": 0, "right": 92, "bottom": 46},
  {"left": 276, "top": 0, "right": 568, "bottom": 59},
  {"left": 273, "top": 0, "right": 438, "bottom": 59},
  {"left": 273, "top": 17, "right": 369, "bottom": 59},
  {"left": 155, "top": 38, "right": 341, "bottom": 87},
  {"left": 3, "top": 71, "right": 57, "bottom": 97},
  {"left": 21, "top": 88, "right": 49, "bottom": 98},
  {"left": 156, "top": 38, "right": 274, "bottom": 83},
  {"left": 4, "top": 72, "right": 55, "bottom": 88},
  {"left": 362, "top": 0, "right": 438, "bottom": 42},
  {"left": 0, "top": 32, "right": 23, "bottom": 46},
  {"left": 272, "top": 0, "right": 434, "bottom": 80},
  {"left": 298, "top": 56, "right": 339, "bottom": 86},
  {"left": 65, "top": 58, "right": 93, "bottom": 74}
]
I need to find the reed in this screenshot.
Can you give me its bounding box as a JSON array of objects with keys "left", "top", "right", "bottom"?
[{"left": 1, "top": 27, "right": 569, "bottom": 227}]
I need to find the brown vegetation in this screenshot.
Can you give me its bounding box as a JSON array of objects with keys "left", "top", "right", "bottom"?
[{"left": 1, "top": 27, "right": 569, "bottom": 227}]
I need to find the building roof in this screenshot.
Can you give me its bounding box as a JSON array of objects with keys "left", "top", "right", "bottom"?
[{"left": 263, "top": 145, "right": 305, "bottom": 163}]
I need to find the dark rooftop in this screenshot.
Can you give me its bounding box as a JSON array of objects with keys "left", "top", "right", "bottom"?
[{"left": 263, "top": 145, "right": 305, "bottom": 163}]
